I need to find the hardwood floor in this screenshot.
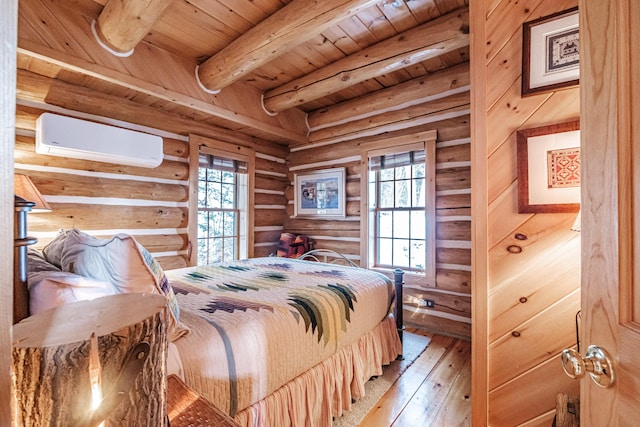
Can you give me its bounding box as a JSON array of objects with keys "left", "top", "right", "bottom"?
[{"left": 360, "top": 328, "right": 472, "bottom": 427}]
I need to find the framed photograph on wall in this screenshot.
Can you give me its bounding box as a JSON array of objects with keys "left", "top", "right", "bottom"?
[
  {"left": 294, "top": 168, "right": 345, "bottom": 217},
  {"left": 517, "top": 120, "right": 581, "bottom": 213},
  {"left": 522, "top": 7, "right": 579, "bottom": 96}
]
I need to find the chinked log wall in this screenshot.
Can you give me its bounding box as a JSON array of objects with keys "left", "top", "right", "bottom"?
[
  {"left": 15, "top": 70, "right": 288, "bottom": 270},
  {"left": 285, "top": 78, "right": 472, "bottom": 339}
]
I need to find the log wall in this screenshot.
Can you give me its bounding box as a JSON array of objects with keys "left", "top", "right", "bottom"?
[
  {"left": 15, "top": 71, "right": 288, "bottom": 271},
  {"left": 472, "top": 0, "right": 581, "bottom": 424},
  {"left": 286, "top": 87, "right": 472, "bottom": 340}
]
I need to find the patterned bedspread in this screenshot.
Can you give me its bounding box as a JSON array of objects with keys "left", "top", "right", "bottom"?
[{"left": 165, "top": 257, "right": 396, "bottom": 418}]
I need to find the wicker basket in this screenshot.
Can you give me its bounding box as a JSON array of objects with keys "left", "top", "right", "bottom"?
[{"left": 167, "top": 374, "right": 238, "bottom": 427}]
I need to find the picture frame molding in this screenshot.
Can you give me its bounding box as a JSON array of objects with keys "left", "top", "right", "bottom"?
[
  {"left": 522, "top": 7, "right": 580, "bottom": 97},
  {"left": 294, "top": 167, "right": 346, "bottom": 217},
  {"left": 516, "top": 120, "right": 581, "bottom": 213}
]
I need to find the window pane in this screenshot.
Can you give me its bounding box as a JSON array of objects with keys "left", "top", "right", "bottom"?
[
  {"left": 380, "top": 181, "right": 394, "bottom": 208},
  {"left": 380, "top": 168, "right": 394, "bottom": 181},
  {"left": 210, "top": 211, "right": 223, "bottom": 237},
  {"left": 396, "top": 165, "right": 411, "bottom": 180},
  {"left": 197, "top": 239, "right": 208, "bottom": 265},
  {"left": 395, "top": 179, "right": 410, "bottom": 208},
  {"left": 222, "top": 171, "right": 234, "bottom": 183},
  {"left": 223, "top": 237, "right": 235, "bottom": 261},
  {"left": 413, "top": 163, "right": 425, "bottom": 179},
  {"left": 198, "top": 167, "right": 207, "bottom": 181},
  {"left": 221, "top": 184, "right": 235, "bottom": 208},
  {"left": 198, "top": 181, "right": 207, "bottom": 207},
  {"left": 395, "top": 211, "right": 410, "bottom": 238},
  {"left": 207, "top": 182, "right": 221, "bottom": 208},
  {"left": 411, "top": 240, "right": 425, "bottom": 270},
  {"left": 198, "top": 211, "right": 208, "bottom": 238},
  {"left": 223, "top": 212, "right": 236, "bottom": 236},
  {"left": 413, "top": 178, "right": 425, "bottom": 207},
  {"left": 410, "top": 210, "right": 425, "bottom": 239},
  {"left": 393, "top": 239, "right": 410, "bottom": 268},
  {"left": 210, "top": 238, "right": 223, "bottom": 263},
  {"left": 378, "top": 238, "right": 393, "bottom": 265},
  {"left": 378, "top": 211, "right": 393, "bottom": 238},
  {"left": 369, "top": 169, "right": 376, "bottom": 183}
]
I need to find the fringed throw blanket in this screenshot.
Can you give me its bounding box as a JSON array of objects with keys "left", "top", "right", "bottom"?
[{"left": 165, "top": 257, "right": 398, "bottom": 420}]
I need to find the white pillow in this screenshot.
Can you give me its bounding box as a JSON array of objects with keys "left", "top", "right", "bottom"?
[{"left": 28, "top": 271, "right": 117, "bottom": 315}]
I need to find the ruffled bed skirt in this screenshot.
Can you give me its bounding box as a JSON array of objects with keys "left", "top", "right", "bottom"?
[{"left": 234, "top": 315, "right": 402, "bottom": 427}]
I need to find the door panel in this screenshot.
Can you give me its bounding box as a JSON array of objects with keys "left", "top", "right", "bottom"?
[{"left": 581, "top": 0, "right": 640, "bottom": 423}]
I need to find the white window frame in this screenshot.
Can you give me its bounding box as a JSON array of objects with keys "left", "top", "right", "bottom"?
[
  {"left": 361, "top": 131, "right": 437, "bottom": 283},
  {"left": 188, "top": 134, "right": 255, "bottom": 266}
]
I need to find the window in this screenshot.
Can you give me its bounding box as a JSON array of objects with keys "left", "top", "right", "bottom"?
[
  {"left": 197, "top": 152, "right": 248, "bottom": 265},
  {"left": 366, "top": 136, "right": 436, "bottom": 278}
]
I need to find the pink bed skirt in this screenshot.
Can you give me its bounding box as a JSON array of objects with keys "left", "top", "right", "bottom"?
[{"left": 234, "top": 315, "right": 402, "bottom": 427}]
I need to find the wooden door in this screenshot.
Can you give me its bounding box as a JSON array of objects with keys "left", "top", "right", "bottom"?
[{"left": 580, "top": 0, "right": 640, "bottom": 423}]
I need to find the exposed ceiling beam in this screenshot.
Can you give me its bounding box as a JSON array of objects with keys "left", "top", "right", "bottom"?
[
  {"left": 196, "top": 0, "right": 379, "bottom": 93},
  {"left": 263, "top": 7, "right": 469, "bottom": 113},
  {"left": 94, "top": 0, "right": 173, "bottom": 55},
  {"left": 307, "top": 62, "right": 471, "bottom": 131}
]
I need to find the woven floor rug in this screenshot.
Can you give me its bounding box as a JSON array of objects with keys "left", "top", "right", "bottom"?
[{"left": 333, "top": 332, "right": 431, "bottom": 427}]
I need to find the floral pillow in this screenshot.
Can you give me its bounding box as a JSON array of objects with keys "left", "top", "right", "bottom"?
[{"left": 43, "top": 228, "right": 189, "bottom": 341}]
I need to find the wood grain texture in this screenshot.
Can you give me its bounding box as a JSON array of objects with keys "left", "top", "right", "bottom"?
[
  {"left": 0, "top": 0, "right": 17, "bottom": 421},
  {"left": 264, "top": 8, "right": 470, "bottom": 112},
  {"left": 12, "top": 294, "right": 168, "bottom": 427},
  {"left": 472, "top": 0, "right": 579, "bottom": 423}
]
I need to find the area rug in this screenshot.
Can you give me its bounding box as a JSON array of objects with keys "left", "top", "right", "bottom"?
[{"left": 333, "top": 332, "right": 431, "bottom": 427}]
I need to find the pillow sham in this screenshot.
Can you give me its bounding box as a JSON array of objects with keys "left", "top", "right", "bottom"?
[
  {"left": 44, "top": 228, "right": 189, "bottom": 341},
  {"left": 27, "top": 248, "right": 61, "bottom": 273},
  {"left": 28, "top": 271, "right": 116, "bottom": 315}
]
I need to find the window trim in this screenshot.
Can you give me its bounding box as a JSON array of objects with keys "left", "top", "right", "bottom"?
[
  {"left": 360, "top": 130, "right": 437, "bottom": 283},
  {"left": 188, "top": 134, "right": 255, "bottom": 266}
]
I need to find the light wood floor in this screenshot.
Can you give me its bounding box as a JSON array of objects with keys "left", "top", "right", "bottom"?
[{"left": 359, "top": 328, "right": 472, "bottom": 427}]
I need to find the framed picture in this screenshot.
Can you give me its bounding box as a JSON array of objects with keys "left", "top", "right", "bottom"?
[
  {"left": 294, "top": 168, "right": 345, "bottom": 217},
  {"left": 517, "top": 120, "right": 581, "bottom": 213},
  {"left": 522, "top": 7, "right": 579, "bottom": 96}
]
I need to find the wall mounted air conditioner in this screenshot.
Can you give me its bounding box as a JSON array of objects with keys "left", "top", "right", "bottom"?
[{"left": 36, "top": 113, "right": 163, "bottom": 168}]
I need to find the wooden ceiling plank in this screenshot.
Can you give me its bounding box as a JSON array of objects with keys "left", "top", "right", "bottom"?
[
  {"left": 263, "top": 7, "right": 470, "bottom": 112},
  {"left": 197, "top": 0, "right": 380, "bottom": 92},
  {"left": 309, "top": 61, "right": 470, "bottom": 129},
  {"left": 95, "top": 0, "right": 174, "bottom": 54}
]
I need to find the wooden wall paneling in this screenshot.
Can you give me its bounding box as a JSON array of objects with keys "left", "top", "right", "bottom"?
[
  {"left": 436, "top": 166, "right": 471, "bottom": 191},
  {"left": 436, "top": 141, "right": 471, "bottom": 163},
  {"left": 404, "top": 308, "right": 471, "bottom": 339},
  {"left": 489, "top": 289, "right": 580, "bottom": 389},
  {"left": 488, "top": 213, "right": 577, "bottom": 286},
  {"left": 29, "top": 204, "right": 187, "bottom": 231},
  {"left": 21, "top": 170, "right": 189, "bottom": 203},
  {"left": 469, "top": 0, "right": 490, "bottom": 424},
  {"left": 488, "top": 353, "right": 580, "bottom": 426},
  {"left": 489, "top": 237, "right": 580, "bottom": 341},
  {"left": 14, "top": 135, "right": 189, "bottom": 180},
  {"left": 434, "top": 269, "right": 471, "bottom": 294},
  {"left": 0, "top": 0, "right": 16, "bottom": 420},
  {"left": 404, "top": 287, "right": 471, "bottom": 318},
  {"left": 436, "top": 219, "right": 471, "bottom": 241}
]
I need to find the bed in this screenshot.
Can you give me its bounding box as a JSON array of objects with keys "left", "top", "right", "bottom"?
[
  {"left": 166, "top": 256, "right": 403, "bottom": 426},
  {"left": 16, "top": 229, "right": 403, "bottom": 426}
]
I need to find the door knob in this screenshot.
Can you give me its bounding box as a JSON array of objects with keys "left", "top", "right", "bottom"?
[{"left": 561, "top": 345, "right": 615, "bottom": 388}]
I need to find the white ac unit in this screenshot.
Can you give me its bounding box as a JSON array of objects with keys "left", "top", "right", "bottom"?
[{"left": 35, "top": 113, "right": 163, "bottom": 168}]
